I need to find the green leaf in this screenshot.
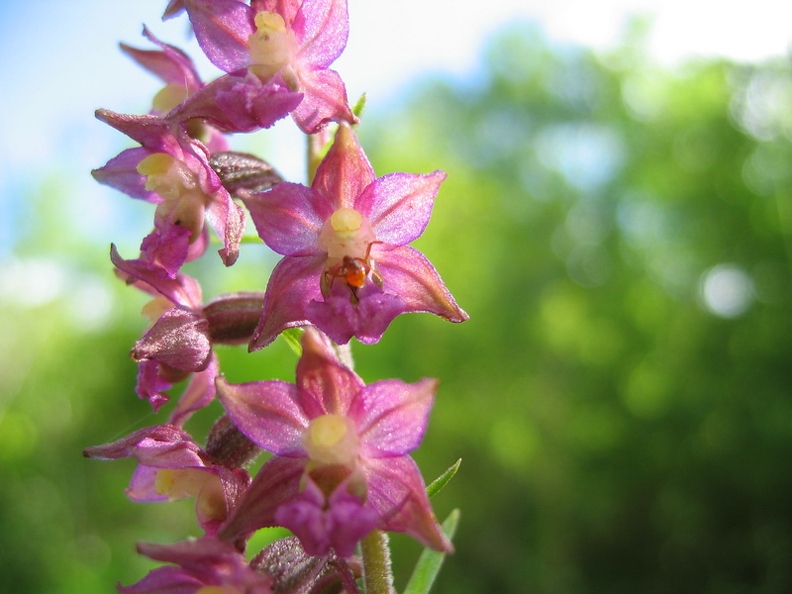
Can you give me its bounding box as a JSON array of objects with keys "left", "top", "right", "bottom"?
[
  {"left": 352, "top": 92, "right": 367, "bottom": 120},
  {"left": 280, "top": 327, "right": 304, "bottom": 356},
  {"left": 426, "top": 458, "right": 461, "bottom": 499},
  {"left": 402, "top": 509, "right": 461, "bottom": 594}
]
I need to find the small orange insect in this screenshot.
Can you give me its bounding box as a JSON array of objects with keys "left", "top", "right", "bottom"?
[{"left": 321, "top": 241, "right": 383, "bottom": 301}]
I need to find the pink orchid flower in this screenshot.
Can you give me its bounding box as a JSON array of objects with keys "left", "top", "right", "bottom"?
[
  {"left": 169, "top": 0, "right": 355, "bottom": 133},
  {"left": 214, "top": 327, "right": 452, "bottom": 555},
  {"left": 243, "top": 123, "right": 468, "bottom": 348},
  {"left": 92, "top": 109, "right": 245, "bottom": 275},
  {"left": 84, "top": 425, "right": 251, "bottom": 537}
]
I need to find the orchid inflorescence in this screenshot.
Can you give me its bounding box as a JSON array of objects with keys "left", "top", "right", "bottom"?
[{"left": 86, "top": 1, "right": 468, "bottom": 592}]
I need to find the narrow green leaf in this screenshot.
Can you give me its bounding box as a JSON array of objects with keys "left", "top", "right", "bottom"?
[
  {"left": 402, "top": 509, "right": 460, "bottom": 594},
  {"left": 280, "top": 327, "right": 304, "bottom": 356},
  {"left": 426, "top": 458, "right": 461, "bottom": 499},
  {"left": 352, "top": 93, "right": 367, "bottom": 119}
]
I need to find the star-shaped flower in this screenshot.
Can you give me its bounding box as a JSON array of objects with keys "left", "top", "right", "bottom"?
[
  {"left": 243, "top": 123, "right": 468, "bottom": 348},
  {"left": 92, "top": 110, "right": 245, "bottom": 275},
  {"left": 168, "top": 0, "right": 355, "bottom": 134},
  {"left": 214, "top": 327, "right": 452, "bottom": 555}
]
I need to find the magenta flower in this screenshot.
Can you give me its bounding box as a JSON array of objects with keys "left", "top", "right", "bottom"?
[
  {"left": 215, "top": 327, "right": 452, "bottom": 555},
  {"left": 118, "top": 537, "right": 272, "bottom": 594},
  {"left": 84, "top": 425, "right": 251, "bottom": 536},
  {"left": 112, "top": 245, "right": 263, "bottom": 422},
  {"left": 92, "top": 109, "right": 245, "bottom": 274},
  {"left": 243, "top": 123, "right": 468, "bottom": 348},
  {"left": 169, "top": 0, "right": 355, "bottom": 133}
]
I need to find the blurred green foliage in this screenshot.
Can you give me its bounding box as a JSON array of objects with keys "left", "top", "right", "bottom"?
[{"left": 3, "top": 21, "right": 792, "bottom": 594}]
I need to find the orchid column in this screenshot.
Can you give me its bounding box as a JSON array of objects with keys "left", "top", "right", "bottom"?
[{"left": 86, "top": 1, "right": 468, "bottom": 593}]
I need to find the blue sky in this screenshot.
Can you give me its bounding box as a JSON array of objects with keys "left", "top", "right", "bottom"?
[{"left": 2, "top": 0, "right": 792, "bottom": 257}]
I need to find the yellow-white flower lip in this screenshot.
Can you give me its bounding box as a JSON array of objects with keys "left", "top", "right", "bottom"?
[
  {"left": 318, "top": 207, "right": 376, "bottom": 261},
  {"left": 137, "top": 152, "right": 209, "bottom": 241},
  {"left": 247, "top": 11, "right": 297, "bottom": 81},
  {"left": 303, "top": 414, "right": 360, "bottom": 467}
]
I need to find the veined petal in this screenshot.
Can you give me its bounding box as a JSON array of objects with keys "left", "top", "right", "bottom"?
[
  {"left": 92, "top": 147, "right": 158, "bottom": 202},
  {"left": 243, "top": 183, "right": 330, "bottom": 256},
  {"left": 219, "top": 455, "right": 305, "bottom": 543},
  {"left": 121, "top": 27, "right": 202, "bottom": 90},
  {"left": 312, "top": 123, "right": 374, "bottom": 209},
  {"left": 184, "top": 0, "right": 255, "bottom": 73},
  {"left": 363, "top": 456, "right": 452, "bottom": 552},
  {"left": 295, "top": 0, "right": 348, "bottom": 68},
  {"left": 169, "top": 354, "right": 220, "bottom": 427},
  {"left": 356, "top": 170, "right": 446, "bottom": 246},
  {"left": 95, "top": 109, "right": 174, "bottom": 150},
  {"left": 249, "top": 255, "right": 324, "bottom": 350},
  {"left": 216, "top": 376, "right": 309, "bottom": 456},
  {"left": 252, "top": 0, "right": 302, "bottom": 26},
  {"left": 110, "top": 243, "right": 204, "bottom": 309},
  {"left": 168, "top": 71, "right": 302, "bottom": 133},
  {"left": 84, "top": 425, "right": 203, "bottom": 467},
  {"left": 354, "top": 378, "right": 437, "bottom": 458},
  {"left": 291, "top": 68, "right": 355, "bottom": 134},
  {"left": 306, "top": 290, "right": 406, "bottom": 345},
  {"left": 375, "top": 245, "right": 469, "bottom": 323},
  {"left": 205, "top": 190, "right": 246, "bottom": 266},
  {"left": 296, "top": 327, "right": 364, "bottom": 416}
]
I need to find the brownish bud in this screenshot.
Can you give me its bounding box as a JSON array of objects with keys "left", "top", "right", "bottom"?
[{"left": 203, "top": 292, "right": 265, "bottom": 345}]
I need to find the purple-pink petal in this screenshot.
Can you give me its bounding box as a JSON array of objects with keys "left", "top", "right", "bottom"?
[
  {"left": 296, "top": 327, "right": 364, "bottom": 416},
  {"left": 312, "top": 123, "right": 374, "bottom": 209},
  {"left": 243, "top": 183, "right": 330, "bottom": 256},
  {"left": 169, "top": 354, "right": 220, "bottom": 427},
  {"left": 305, "top": 289, "right": 406, "bottom": 345},
  {"left": 356, "top": 170, "right": 446, "bottom": 246},
  {"left": 135, "top": 359, "right": 174, "bottom": 412},
  {"left": 121, "top": 27, "right": 202, "bottom": 90},
  {"left": 92, "top": 146, "right": 158, "bottom": 202},
  {"left": 363, "top": 456, "right": 452, "bottom": 552},
  {"left": 168, "top": 71, "right": 302, "bottom": 133},
  {"left": 118, "top": 564, "right": 205, "bottom": 594},
  {"left": 83, "top": 425, "right": 203, "bottom": 466},
  {"left": 374, "top": 245, "right": 469, "bottom": 322},
  {"left": 249, "top": 255, "right": 324, "bottom": 350},
  {"left": 353, "top": 378, "right": 437, "bottom": 458},
  {"left": 110, "top": 244, "right": 204, "bottom": 309},
  {"left": 295, "top": 0, "right": 349, "bottom": 68},
  {"left": 219, "top": 455, "right": 305, "bottom": 543},
  {"left": 290, "top": 67, "right": 355, "bottom": 134},
  {"left": 205, "top": 191, "right": 246, "bottom": 266},
  {"left": 275, "top": 477, "right": 377, "bottom": 558},
  {"left": 215, "top": 376, "right": 309, "bottom": 456},
  {"left": 139, "top": 223, "right": 194, "bottom": 278},
  {"left": 95, "top": 109, "right": 175, "bottom": 150},
  {"left": 183, "top": 0, "right": 255, "bottom": 73}
]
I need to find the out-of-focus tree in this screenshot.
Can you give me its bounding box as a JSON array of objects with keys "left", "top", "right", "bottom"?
[{"left": 356, "top": 22, "right": 792, "bottom": 594}]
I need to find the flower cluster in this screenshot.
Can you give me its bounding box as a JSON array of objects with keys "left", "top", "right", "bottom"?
[{"left": 87, "top": 1, "right": 467, "bottom": 592}]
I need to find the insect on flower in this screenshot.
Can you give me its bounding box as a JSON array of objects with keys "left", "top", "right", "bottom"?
[{"left": 321, "top": 241, "right": 383, "bottom": 302}]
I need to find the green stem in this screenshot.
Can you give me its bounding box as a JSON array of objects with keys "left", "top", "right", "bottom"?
[{"left": 361, "top": 529, "right": 395, "bottom": 594}]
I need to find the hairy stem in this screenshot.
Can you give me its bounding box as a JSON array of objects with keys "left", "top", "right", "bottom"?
[{"left": 361, "top": 529, "right": 395, "bottom": 594}]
